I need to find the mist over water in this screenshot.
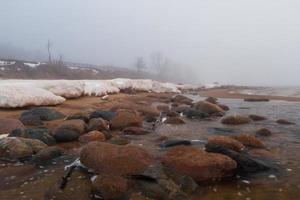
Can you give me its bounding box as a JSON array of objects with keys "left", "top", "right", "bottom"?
[{"left": 1, "top": 0, "right": 300, "bottom": 86}]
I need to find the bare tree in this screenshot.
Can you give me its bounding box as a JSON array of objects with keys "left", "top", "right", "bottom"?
[
  {"left": 58, "top": 54, "right": 64, "bottom": 65},
  {"left": 46, "top": 39, "right": 53, "bottom": 63},
  {"left": 134, "top": 56, "right": 146, "bottom": 74},
  {"left": 150, "top": 52, "right": 164, "bottom": 74}
]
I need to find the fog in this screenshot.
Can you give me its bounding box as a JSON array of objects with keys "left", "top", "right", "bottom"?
[{"left": 1, "top": 0, "right": 300, "bottom": 86}]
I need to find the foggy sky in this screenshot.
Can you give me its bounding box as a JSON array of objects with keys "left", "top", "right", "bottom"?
[{"left": 1, "top": 0, "right": 300, "bottom": 86}]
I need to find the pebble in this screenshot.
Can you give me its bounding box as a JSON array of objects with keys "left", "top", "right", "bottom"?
[
  {"left": 212, "top": 187, "right": 218, "bottom": 192},
  {"left": 278, "top": 188, "right": 283, "bottom": 192},
  {"left": 286, "top": 168, "right": 292, "bottom": 172},
  {"left": 242, "top": 180, "right": 251, "bottom": 184},
  {"left": 268, "top": 174, "right": 276, "bottom": 179},
  {"left": 237, "top": 192, "right": 243, "bottom": 196}
]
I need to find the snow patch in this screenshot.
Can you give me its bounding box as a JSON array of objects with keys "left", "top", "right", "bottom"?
[
  {"left": 0, "top": 61, "right": 16, "bottom": 66},
  {"left": 24, "top": 62, "right": 42, "bottom": 68}
]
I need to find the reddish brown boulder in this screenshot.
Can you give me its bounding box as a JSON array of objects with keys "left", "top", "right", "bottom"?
[
  {"left": 79, "top": 131, "right": 106, "bottom": 143},
  {"left": 0, "top": 118, "right": 25, "bottom": 134},
  {"left": 123, "top": 127, "right": 151, "bottom": 135},
  {"left": 221, "top": 115, "right": 251, "bottom": 125},
  {"left": 164, "top": 117, "right": 185, "bottom": 125},
  {"left": 172, "top": 95, "right": 193, "bottom": 105},
  {"left": 156, "top": 105, "right": 170, "bottom": 112},
  {"left": 276, "top": 119, "right": 295, "bottom": 125},
  {"left": 111, "top": 103, "right": 160, "bottom": 118},
  {"left": 206, "top": 136, "right": 245, "bottom": 152},
  {"left": 165, "top": 111, "right": 180, "bottom": 117},
  {"left": 256, "top": 128, "right": 272, "bottom": 136},
  {"left": 161, "top": 146, "right": 237, "bottom": 182},
  {"left": 204, "top": 97, "right": 218, "bottom": 104},
  {"left": 217, "top": 104, "right": 230, "bottom": 111},
  {"left": 192, "top": 101, "right": 225, "bottom": 115},
  {"left": 231, "top": 134, "right": 265, "bottom": 148},
  {"left": 110, "top": 109, "right": 143, "bottom": 130},
  {"left": 58, "top": 119, "right": 87, "bottom": 135},
  {"left": 248, "top": 115, "right": 267, "bottom": 121},
  {"left": 173, "top": 105, "right": 191, "bottom": 113},
  {"left": 80, "top": 142, "right": 154, "bottom": 175},
  {"left": 87, "top": 118, "right": 109, "bottom": 132}
]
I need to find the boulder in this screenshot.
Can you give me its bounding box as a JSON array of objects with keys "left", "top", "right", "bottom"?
[
  {"left": 204, "top": 97, "right": 218, "bottom": 104},
  {"left": 206, "top": 136, "right": 245, "bottom": 152},
  {"left": 276, "top": 119, "right": 295, "bottom": 125},
  {"left": 173, "top": 105, "right": 191, "bottom": 113},
  {"left": 157, "top": 105, "right": 170, "bottom": 112},
  {"left": 66, "top": 112, "right": 89, "bottom": 123},
  {"left": 20, "top": 107, "right": 64, "bottom": 121},
  {"left": 248, "top": 115, "right": 267, "bottom": 121},
  {"left": 217, "top": 104, "right": 230, "bottom": 111},
  {"left": 80, "top": 142, "right": 154, "bottom": 175},
  {"left": 256, "top": 128, "right": 272, "bottom": 136},
  {"left": 91, "top": 174, "right": 129, "bottom": 200},
  {"left": 183, "top": 108, "right": 209, "bottom": 119},
  {"left": 165, "top": 111, "right": 179, "bottom": 117},
  {"left": 0, "top": 118, "right": 25, "bottom": 134},
  {"left": 79, "top": 131, "right": 106, "bottom": 143},
  {"left": 19, "top": 112, "right": 43, "bottom": 126},
  {"left": 87, "top": 118, "right": 109, "bottom": 132},
  {"left": 9, "top": 128, "right": 56, "bottom": 145},
  {"left": 192, "top": 101, "right": 225, "bottom": 116},
  {"left": 123, "top": 127, "right": 151, "bottom": 135},
  {"left": 171, "top": 95, "right": 193, "bottom": 105},
  {"left": 51, "top": 127, "right": 79, "bottom": 142},
  {"left": 89, "top": 110, "right": 117, "bottom": 121},
  {"left": 244, "top": 98, "right": 269, "bottom": 102},
  {"left": 164, "top": 117, "right": 185, "bottom": 125},
  {"left": 58, "top": 119, "right": 87, "bottom": 135},
  {"left": 31, "top": 146, "right": 64, "bottom": 164},
  {"left": 231, "top": 134, "right": 265, "bottom": 148},
  {"left": 111, "top": 104, "right": 160, "bottom": 118},
  {"left": 110, "top": 109, "right": 143, "bottom": 130},
  {"left": 221, "top": 115, "right": 252, "bottom": 125},
  {"left": 19, "top": 138, "right": 47, "bottom": 153},
  {"left": 161, "top": 146, "right": 237, "bottom": 182},
  {"left": 109, "top": 137, "right": 130, "bottom": 145}
]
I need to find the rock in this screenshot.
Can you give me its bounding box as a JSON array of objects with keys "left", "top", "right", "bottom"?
[
  {"left": 19, "top": 112, "right": 44, "bottom": 126},
  {"left": 173, "top": 105, "right": 190, "bottom": 113},
  {"left": 164, "top": 117, "right": 185, "bottom": 125},
  {"left": 171, "top": 95, "right": 193, "bottom": 105},
  {"left": 51, "top": 127, "right": 79, "bottom": 142},
  {"left": 91, "top": 174, "right": 129, "bottom": 200},
  {"left": 217, "top": 104, "right": 230, "bottom": 111},
  {"left": 87, "top": 118, "right": 109, "bottom": 132},
  {"left": 192, "top": 101, "right": 225, "bottom": 116},
  {"left": 206, "top": 136, "right": 245, "bottom": 152},
  {"left": 9, "top": 128, "right": 56, "bottom": 145},
  {"left": 183, "top": 108, "right": 209, "bottom": 119},
  {"left": 31, "top": 146, "right": 64, "bottom": 164},
  {"left": 111, "top": 104, "right": 160, "bottom": 118},
  {"left": 161, "top": 146, "right": 237, "bottom": 182},
  {"left": 110, "top": 109, "right": 143, "bottom": 130},
  {"left": 206, "top": 146, "right": 272, "bottom": 173},
  {"left": 66, "top": 112, "right": 89, "bottom": 123},
  {"left": 0, "top": 118, "right": 25, "bottom": 134},
  {"left": 221, "top": 115, "right": 252, "bottom": 125},
  {"left": 204, "top": 97, "right": 218, "bottom": 104},
  {"left": 136, "top": 179, "right": 169, "bottom": 200},
  {"left": 109, "top": 137, "right": 130, "bottom": 145},
  {"left": 89, "top": 110, "right": 117, "bottom": 121},
  {"left": 207, "top": 127, "right": 236, "bottom": 135},
  {"left": 244, "top": 98, "right": 269, "bottom": 102},
  {"left": 80, "top": 142, "right": 154, "bottom": 175},
  {"left": 256, "top": 128, "right": 272, "bottom": 136},
  {"left": 79, "top": 131, "right": 106, "bottom": 143},
  {"left": 123, "top": 127, "right": 151, "bottom": 135},
  {"left": 248, "top": 114, "right": 267, "bottom": 121},
  {"left": 58, "top": 119, "right": 87, "bottom": 135},
  {"left": 20, "top": 107, "right": 64, "bottom": 121},
  {"left": 231, "top": 134, "right": 265, "bottom": 148},
  {"left": 165, "top": 111, "right": 179, "bottom": 117},
  {"left": 0, "top": 137, "right": 47, "bottom": 160},
  {"left": 144, "top": 116, "right": 157, "bottom": 123},
  {"left": 276, "top": 119, "right": 295, "bottom": 125},
  {"left": 157, "top": 105, "right": 170, "bottom": 112}
]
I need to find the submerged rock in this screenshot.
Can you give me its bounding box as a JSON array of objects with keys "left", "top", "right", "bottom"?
[
  {"left": 89, "top": 110, "right": 117, "bottom": 121},
  {"left": 79, "top": 131, "right": 106, "bottom": 143},
  {"left": 80, "top": 142, "right": 154, "bottom": 175},
  {"left": 206, "top": 136, "right": 245, "bottom": 152},
  {"left": 248, "top": 114, "right": 267, "bottom": 121},
  {"left": 123, "top": 127, "right": 151, "bottom": 135},
  {"left": 0, "top": 118, "right": 25, "bottom": 134},
  {"left": 192, "top": 101, "right": 225, "bottom": 116},
  {"left": 87, "top": 118, "right": 109, "bottom": 132},
  {"left": 244, "top": 98, "right": 270, "bottom": 102},
  {"left": 164, "top": 117, "right": 185, "bottom": 125},
  {"left": 231, "top": 134, "right": 265, "bottom": 148},
  {"left": 183, "top": 108, "right": 209, "bottom": 119},
  {"left": 161, "top": 146, "right": 237, "bottom": 182},
  {"left": 173, "top": 105, "right": 191, "bottom": 113},
  {"left": 10, "top": 128, "right": 56, "bottom": 145},
  {"left": 276, "top": 119, "right": 295, "bottom": 125},
  {"left": 110, "top": 109, "right": 143, "bottom": 130},
  {"left": 221, "top": 115, "right": 252, "bottom": 125},
  {"left": 256, "top": 128, "right": 272, "bottom": 136}
]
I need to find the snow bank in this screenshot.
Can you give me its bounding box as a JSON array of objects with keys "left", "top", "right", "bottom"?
[
  {"left": 0, "top": 79, "right": 198, "bottom": 108},
  {"left": 0, "top": 61, "right": 16, "bottom": 66},
  {"left": 24, "top": 62, "right": 42, "bottom": 68}
]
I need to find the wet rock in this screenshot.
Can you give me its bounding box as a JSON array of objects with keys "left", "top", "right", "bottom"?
[
  {"left": 109, "top": 137, "right": 130, "bottom": 145},
  {"left": 217, "top": 104, "right": 230, "bottom": 111},
  {"left": 231, "top": 134, "right": 265, "bottom": 148},
  {"left": 31, "top": 146, "right": 64, "bottom": 164},
  {"left": 276, "top": 119, "right": 295, "bottom": 125},
  {"left": 204, "top": 97, "right": 218, "bottom": 104},
  {"left": 160, "top": 139, "right": 193, "bottom": 148},
  {"left": 51, "top": 127, "right": 79, "bottom": 142},
  {"left": 161, "top": 146, "right": 237, "bottom": 182},
  {"left": 89, "top": 110, "right": 117, "bottom": 121},
  {"left": 206, "top": 146, "right": 272, "bottom": 173},
  {"left": 9, "top": 127, "right": 56, "bottom": 145},
  {"left": 110, "top": 109, "right": 143, "bottom": 130},
  {"left": 111, "top": 104, "right": 160, "bottom": 118},
  {"left": 248, "top": 114, "right": 267, "bottom": 121},
  {"left": 19, "top": 112, "right": 44, "bottom": 126},
  {"left": 207, "top": 127, "right": 236, "bottom": 135},
  {"left": 173, "top": 105, "right": 191, "bottom": 113},
  {"left": 0, "top": 137, "right": 47, "bottom": 160},
  {"left": 21, "top": 107, "right": 65, "bottom": 121},
  {"left": 87, "top": 118, "right": 109, "bottom": 132},
  {"left": 92, "top": 174, "right": 129, "bottom": 200},
  {"left": 80, "top": 142, "right": 154, "bottom": 175},
  {"left": 136, "top": 179, "right": 169, "bottom": 200},
  {"left": 192, "top": 101, "right": 225, "bottom": 116},
  {"left": 165, "top": 111, "right": 179, "bottom": 117},
  {"left": 79, "top": 131, "right": 106, "bottom": 143},
  {"left": 123, "top": 127, "right": 151, "bottom": 135},
  {"left": 144, "top": 116, "right": 157, "bottom": 123},
  {"left": 256, "top": 128, "right": 272, "bottom": 136},
  {"left": 183, "top": 108, "right": 209, "bottom": 119},
  {"left": 65, "top": 112, "right": 89, "bottom": 123},
  {"left": 164, "top": 117, "right": 185, "bottom": 125},
  {"left": 0, "top": 118, "right": 25, "bottom": 134},
  {"left": 58, "top": 119, "right": 87, "bottom": 135},
  {"left": 221, "top": 115, "right": 252, "bottom": 125},
  {"left": 171, "top": 95, "right": 193, "bottom": 105},
  {"left": 206, "top": 136, "right": 245, "bottom": 152},
  {"left": 157, "top": 105, "right": 170, "bottom": 112},
  {"left": 244, "top": 98, "right": 270, "bottom": 102}
]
